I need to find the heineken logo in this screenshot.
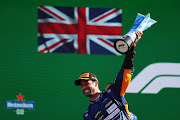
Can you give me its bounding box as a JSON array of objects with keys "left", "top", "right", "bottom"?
[
  {"left": 126, "top": 63, "right": 180, "bottom": 94},
  {"left": 6, "top": 93, "right": 35, "bottom": 115}
]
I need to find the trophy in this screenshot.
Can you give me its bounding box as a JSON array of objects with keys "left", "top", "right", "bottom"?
[{"left": 114, "top": 13, "right": 157, "bottom": 54}]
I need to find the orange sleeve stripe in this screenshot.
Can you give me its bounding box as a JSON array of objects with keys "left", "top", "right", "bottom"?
[
  {"left": 120, "top": 69, "right": 132, "bottom": 96},
  {"left": 124, "top": 104, "right": 131, "bottom": 119}
]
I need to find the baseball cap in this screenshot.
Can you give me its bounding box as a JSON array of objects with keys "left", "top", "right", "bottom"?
[{"left": 75, "top": 72, "right": 98, "bottom": 86}]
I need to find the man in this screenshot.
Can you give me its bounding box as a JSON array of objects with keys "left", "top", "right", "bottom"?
[{"left": 75, "top": 30, "right": 143, "bottom": 120}]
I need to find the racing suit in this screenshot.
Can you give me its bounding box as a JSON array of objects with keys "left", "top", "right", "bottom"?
[{"left": 83, "top": 46, "right": 136, "bottom": 120}]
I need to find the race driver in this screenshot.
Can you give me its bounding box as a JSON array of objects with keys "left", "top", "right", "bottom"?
[{"left": 75, "top": 30, "right": 143, "bottom": 120}]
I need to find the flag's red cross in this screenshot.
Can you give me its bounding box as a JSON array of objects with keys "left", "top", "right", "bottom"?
[{"left": 38, "top": 7, "right": 122, "bottom": 54}]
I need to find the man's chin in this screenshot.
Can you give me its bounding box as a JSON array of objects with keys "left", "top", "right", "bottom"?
[
  {"left": 84, "top": 93, "right": 93, "bottom": 97},
  {"left": 84, "top": 93, "right": 90, "bottom": 97}
]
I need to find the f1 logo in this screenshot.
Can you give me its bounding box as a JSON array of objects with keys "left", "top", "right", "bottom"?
[{"left": 126, "top": 63, "right": 180, "bottom": 94}]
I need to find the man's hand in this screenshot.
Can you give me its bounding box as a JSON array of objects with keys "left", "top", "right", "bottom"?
[{"left": 132, "top": 30, "right": 143, "bottom": 46}]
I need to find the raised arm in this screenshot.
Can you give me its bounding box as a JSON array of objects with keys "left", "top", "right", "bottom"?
[{"left": 108, "top": 30, "right": 143, "bottom": 97}]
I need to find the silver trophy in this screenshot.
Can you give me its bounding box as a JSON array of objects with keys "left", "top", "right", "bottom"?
[{"left": 114, "top": 13, "right": 157, "bottom": 54}]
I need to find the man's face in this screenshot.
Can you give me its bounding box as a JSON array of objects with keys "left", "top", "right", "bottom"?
[{"left": 80, "top": 80, "right": 97, "bottom": 97}]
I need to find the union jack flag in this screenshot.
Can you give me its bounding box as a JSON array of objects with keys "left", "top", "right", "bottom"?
[{"left": 38, "top": 6, "right": 122, "bottom": 55}]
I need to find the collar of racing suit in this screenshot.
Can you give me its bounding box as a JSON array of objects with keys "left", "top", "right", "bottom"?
[{"left": 90, "top": 91, "right": 102, "bottom": 104}]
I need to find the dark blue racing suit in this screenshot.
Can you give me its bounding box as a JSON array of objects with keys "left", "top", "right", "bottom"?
[{"left": 83, "top": 47, "right": 136, "bottom": 120}]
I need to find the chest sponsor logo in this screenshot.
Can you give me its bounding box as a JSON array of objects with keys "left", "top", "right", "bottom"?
[
  {"left": 106, "top": 103, "right": 118, "bottom": 114},
  {"left": 105, "top": 100, "right": 113, "bottom": 108},
  {"left": 95, "top": 111, "right": 102, "bottom": 118}
]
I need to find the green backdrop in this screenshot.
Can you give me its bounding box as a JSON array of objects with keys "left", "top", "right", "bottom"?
[{"left": 0, "top": 0, "right": 180, "bottom": 119}]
